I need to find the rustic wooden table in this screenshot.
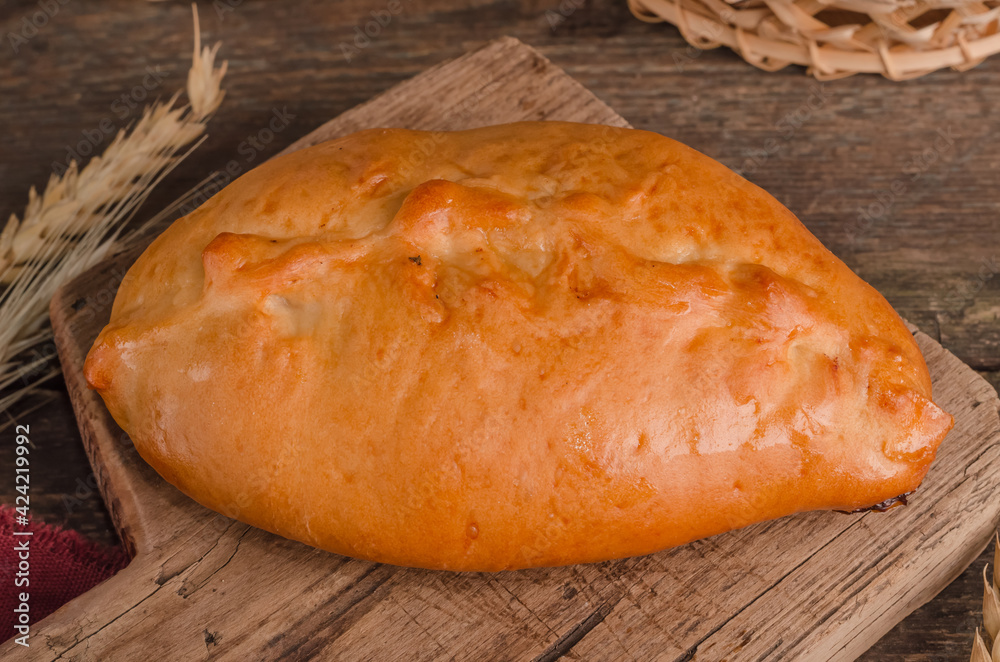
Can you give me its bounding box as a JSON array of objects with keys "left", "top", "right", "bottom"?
[{"left": 1, "top": 0, "right": 997, "bottom": 659}]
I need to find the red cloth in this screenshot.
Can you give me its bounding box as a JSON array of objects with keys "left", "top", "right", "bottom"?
[{"left": 1, "top": 505, "right": 128, "bottom": 639}]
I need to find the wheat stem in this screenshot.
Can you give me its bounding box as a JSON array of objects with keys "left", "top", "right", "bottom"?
[
  {"left": 0, "top": 5, "right": 226, "bottom": 414},
  {"left": 971, "top": 534, "right": 1000, "bottom": 661}
]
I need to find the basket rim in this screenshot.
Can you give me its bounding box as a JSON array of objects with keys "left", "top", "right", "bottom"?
[{"left": 630, "top": 0, "right": 1000, "bottom": 79}]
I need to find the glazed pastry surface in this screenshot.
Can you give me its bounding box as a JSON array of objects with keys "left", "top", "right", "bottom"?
[{"left": 85, "top": 122, "right": 953, "bottom": 570}]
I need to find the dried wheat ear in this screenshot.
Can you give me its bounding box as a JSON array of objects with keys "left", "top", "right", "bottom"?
[
  {"left": 0, "top": 6, "right": 226, "bottom": 415},
  {"left": 971, "top": 534, "right": 1000, "bottom": 662}
]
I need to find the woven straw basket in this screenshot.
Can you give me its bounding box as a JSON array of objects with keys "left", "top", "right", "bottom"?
[{"left": 629, "top": 0, "right": 1000, "bottom": 79}]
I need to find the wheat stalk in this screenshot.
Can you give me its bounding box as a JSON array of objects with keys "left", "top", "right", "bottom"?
[
  {"left": 0, "top": 5, "right": 226, "bottom": 414},
  {"left": 971, "top": 533, "right": 1000, "bottom": 662}
]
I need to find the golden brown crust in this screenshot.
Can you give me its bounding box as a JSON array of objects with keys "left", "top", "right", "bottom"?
[{"left": 85, "top": 122, "right": 953, "bottom": 571}]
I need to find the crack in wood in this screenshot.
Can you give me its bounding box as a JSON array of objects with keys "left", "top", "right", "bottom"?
[
  {"left": 50, "top": 580, "right": 169, "bottom": 660},
  {"left": 388, "top": 592, "right": 449, "bottom": 655},
  {"left": 773, "top": 518, "right": 911, "bottom": 656},
  {"left": 494, "top": 579, "right": 560, "bottom": 639},
  {"left": 601, "top": 583, "right": 644, "bottom": 662},
  {"left": 663, "top": 516, "right": 872, "bottom": 662},
  {"left": 46, "top": 526, "right": 253, "bottom": 657},
  {"left": 529, "top": 562, "right": 648, "bottom": 662},
  {"left": 531, "top": 596, "right": 621, "bottom": 662},
  {"left": 179, "top": 527, "right": 252, "bottom": 599},
  {"left": 774, "top": 466, "right": 994, "bottom": 658},
  {"left": 156, "top": 520, "right": 241, "bottom": 586},
  {"left": 826, "top": 523, "right": 998, "bottom": 662},
  {"left": 965, "top": 443, "right": 1000, "bottom": 479},
  {"left": 269, "top": 563, "right": 398, "bottom": 660}
]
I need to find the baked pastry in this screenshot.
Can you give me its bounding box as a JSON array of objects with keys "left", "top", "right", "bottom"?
[{"left": 85, "top": 122, "right": 953, "bottom": 571}]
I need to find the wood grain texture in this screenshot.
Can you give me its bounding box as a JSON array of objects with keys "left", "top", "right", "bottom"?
[{"left": 0, "top": 36, "right": 997, "bottom": 661}]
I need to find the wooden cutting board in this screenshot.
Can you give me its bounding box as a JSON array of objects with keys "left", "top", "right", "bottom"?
[{"left": 8, "top": 37, "right": 1000, "bottom": 661}]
